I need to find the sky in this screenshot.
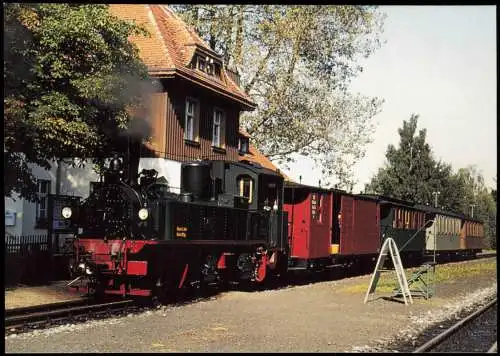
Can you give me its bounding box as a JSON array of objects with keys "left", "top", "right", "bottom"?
[{"left": 280, "top": 5, "right": 497, "bottom": 192}]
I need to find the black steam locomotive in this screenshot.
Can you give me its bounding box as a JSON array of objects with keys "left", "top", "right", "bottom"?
[{"left": 65, "top": 155, "right": 288, "bottom": 298}]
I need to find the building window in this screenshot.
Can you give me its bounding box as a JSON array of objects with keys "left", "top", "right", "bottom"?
[
  {"left": 212, "top": 108, "right": 225, "bottom": 147},
  {"left": 238, "top": 176, "right": 253, "bottom": 204},
  {"left": 193, "top": 55, "right": 221, "bottom": 79},
  {"left": 184, "top": 98, "right": 199, "bottom": 141},
  {"left": 238, "top": 137, "right": 249, "bottom": 154},
  {"left": 214, "top": 64, "right": 221, "bottom": 78},
  {"left": 206, "top": 61, "right": 214, "bottom": 75},
  {"left": 35, "top": 179, "right": 51, "bottom": 228},
  {"left": 197, "top": 57, "right": 206, "bottom": 71}
]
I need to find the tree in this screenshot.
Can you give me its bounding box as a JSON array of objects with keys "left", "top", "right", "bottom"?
[
  {"left": 4, "top": 4, "right": 151, "bottom": 201},
  {"left": 365, "top": 114, "right": 456, "bottom": 205},
  {"left": 452, "top": 166, "right": 496, "bottom": 249},
  {"left": 172, "top": 5, "right": 385, "bottom": 189},
  {"left": 492, "top": 176, "right": 497, "bottom": 204}
]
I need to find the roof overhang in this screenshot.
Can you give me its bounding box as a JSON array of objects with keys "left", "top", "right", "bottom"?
[{"left": 147, "top": 67, "right": 256, "bottom": 111}]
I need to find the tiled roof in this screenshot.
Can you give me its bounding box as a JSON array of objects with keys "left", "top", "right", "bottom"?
[
  {"left": 239, "top": 145, "right": 293, "bottom": 182},
  {"left": 238, "top": 128, "right": 251, "bottom": 139},
  {"left": 109, "top": 4, "right": 256, "bottom": 110}
]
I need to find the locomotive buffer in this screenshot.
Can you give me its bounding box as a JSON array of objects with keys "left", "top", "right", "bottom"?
[{"left": 364, "top": 237, "right": 413, "bottom": 305}]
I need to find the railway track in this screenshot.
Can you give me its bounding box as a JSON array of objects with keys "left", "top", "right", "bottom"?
[
  {"left": 5, "top": 298, "right": 137, "bottom": 335},
  {"left": 5, "top": 253, "right": 494, "bottom": 337},
  {"left": 413, "top": 297, "right": 497, "bottom": 353}
]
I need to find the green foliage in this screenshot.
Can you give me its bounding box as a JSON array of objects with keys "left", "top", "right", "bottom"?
[
  {"left": 173, "top": 5, "right": 386, "bottom": 189},
  {"left": 364, "top": 114, "right": 452, "bottom": 204},
  {"left": 452, "top": 166, "right": 497, "bottom": 249},
  {"left": 4, "top": 4, "right": 150, "bottom": 201}
]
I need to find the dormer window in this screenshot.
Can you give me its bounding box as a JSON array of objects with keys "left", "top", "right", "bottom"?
[
  {"left": 193, "top": 54, "right": 221, "bottom": 79},
  {"left": 197, "top": 57, "right": 205, "bottom": 71},
  {"left": 206, "top": 62, "right": 214, "bottom": 75}
]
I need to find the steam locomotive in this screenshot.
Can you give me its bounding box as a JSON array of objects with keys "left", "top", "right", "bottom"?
[
  {"left": 64, "top": 155, "right": 288, "bottom": 298},
  {"left": 63, "top": 155, "right": 486, "bottom": 299}
]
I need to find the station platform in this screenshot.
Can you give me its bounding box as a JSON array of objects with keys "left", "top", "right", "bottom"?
[{"left": 5, "top": 280, "right": 89, "bottom": 310}]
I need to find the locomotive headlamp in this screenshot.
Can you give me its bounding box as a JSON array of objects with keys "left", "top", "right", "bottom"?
[
  {"left": 138, "top": 208, "right": 149, "bottom": 221},
  {"left": 62, "top": 206, "right": 73, "bottom": 219}
]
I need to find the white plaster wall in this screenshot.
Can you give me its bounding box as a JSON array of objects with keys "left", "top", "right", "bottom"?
[
  {"left": 139, "top": 158, "right": 182, "bottom": 194},
  {"left": 12, "top": 159, "right": 98, "bottom": 236},
  {"left": 20, "top": 162, "right": 57, "bottom": 236},
  {"left": 5, "top": 194, "right": 24, "bottom": 237}
]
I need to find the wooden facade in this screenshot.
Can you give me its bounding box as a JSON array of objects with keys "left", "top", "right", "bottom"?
[{"left": 143, "top": 78, "right": 242, "bottom": 162}]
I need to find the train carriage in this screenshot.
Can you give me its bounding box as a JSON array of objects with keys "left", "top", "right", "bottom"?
[
  {"left": 361, "top": 195, "right": 427, "bottom": 262},
  {"left": 284, "top": 184, "right": 333, "bottom": 269},
  {"left": 415, "top": 205, "right": 463, "bottom": 253},
  {"left": 283, "top": 183, "right": 380, "bottom": 270},
  {"left": 462, "top": 218, "right": 486, "bottom": 252}
]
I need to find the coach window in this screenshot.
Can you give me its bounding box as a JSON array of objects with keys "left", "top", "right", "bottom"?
[{"left": 238, "top": 176, "right": 253, "bottom": 204}]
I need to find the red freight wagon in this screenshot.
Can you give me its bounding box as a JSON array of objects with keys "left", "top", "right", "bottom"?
[
  {"left": 284, "top": 183, "right": 381, "bottom": 271},
  {"left": 284, "top": 184, "right": 333, "bottom": 261},
  {"left": 332, "top": 193, "right": 380, "bottom": 257}
]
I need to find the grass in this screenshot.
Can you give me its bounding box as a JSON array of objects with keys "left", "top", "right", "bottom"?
[{"left": 341, "top": 259, "right": 497, "bottom": 294}]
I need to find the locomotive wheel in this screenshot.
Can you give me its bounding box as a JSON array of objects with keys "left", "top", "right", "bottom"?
[{"left": 151, "top": 285, "right": 166, "bottom": 308}]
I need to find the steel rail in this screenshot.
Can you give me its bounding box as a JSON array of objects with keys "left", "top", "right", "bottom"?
[
  {"left": 5, "top": 298, "right": 91, "bottom": 318},
  {"left": 413, "top": 297, "right": 497, "bottom": 353},
  {"left": 5, "top": 299, "right": 135, "bottom": 328}
]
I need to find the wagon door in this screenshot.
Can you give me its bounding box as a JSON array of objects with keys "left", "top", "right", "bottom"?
[
  {"left": 339, "top": 195, "right": 354, "bottom": 255},
  {"left": 309, "top": 192, "right": 332, "bottom": 258}
]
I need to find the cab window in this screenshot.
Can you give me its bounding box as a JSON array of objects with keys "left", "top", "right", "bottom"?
[{"left": 238, "top": 176, "right": 253, "bottom": 204}]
